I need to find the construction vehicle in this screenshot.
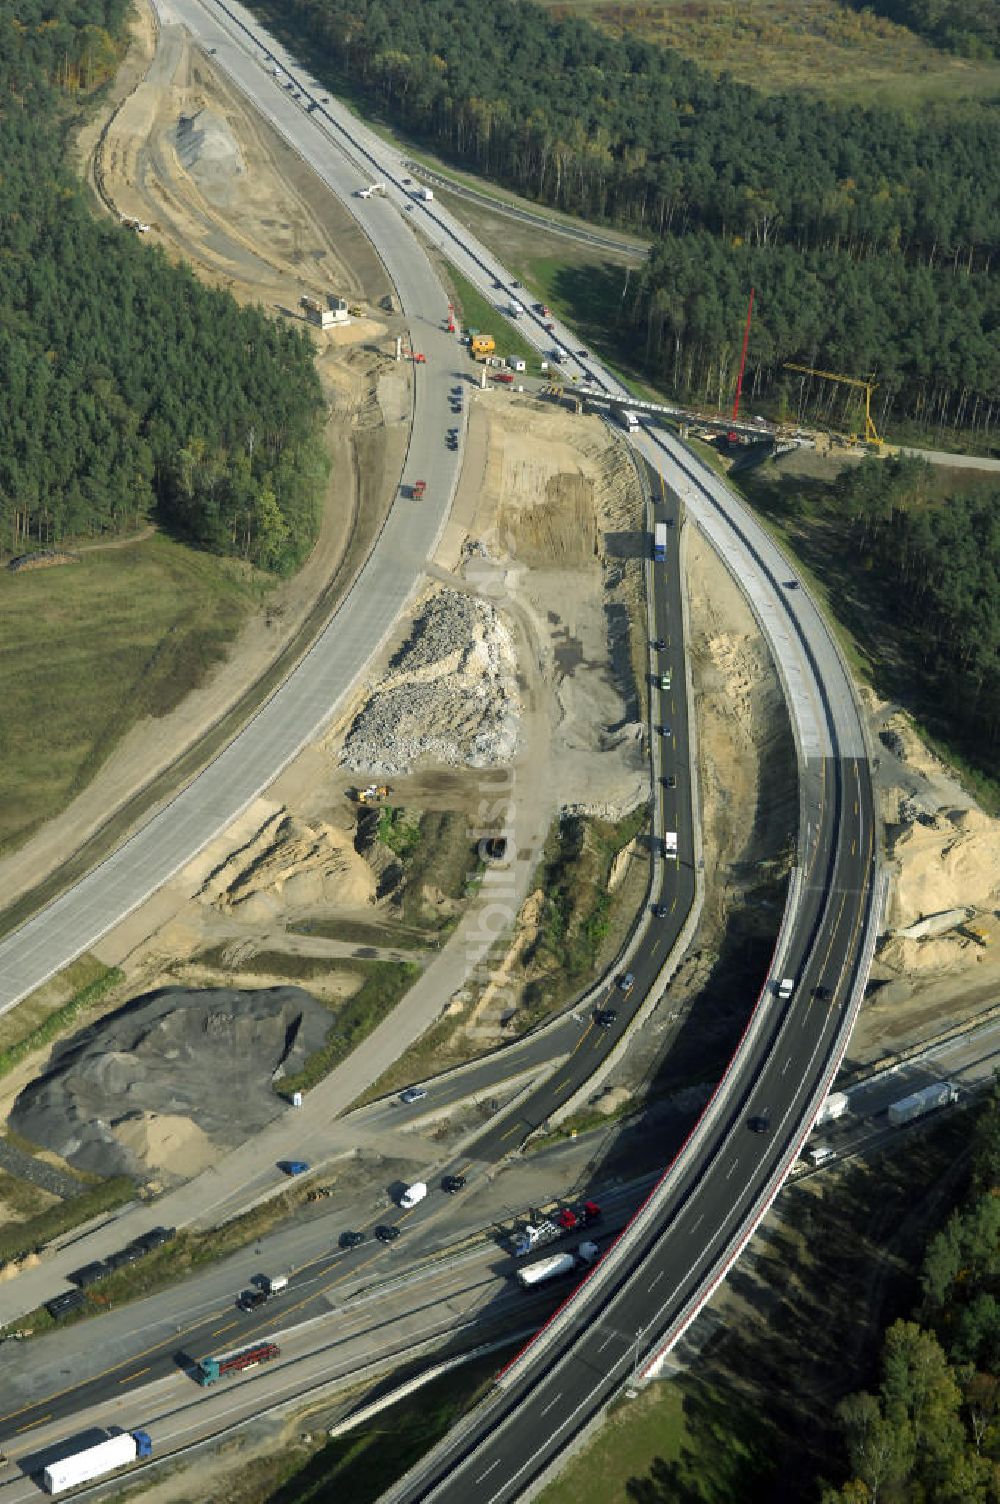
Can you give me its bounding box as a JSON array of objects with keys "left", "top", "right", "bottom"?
[
  {"left": 784, "top": 363, "right": 884, "bottom": 449},
  {"left": 196, "top": 1341, "right": 280, "bottom": 1386},
  {"left": 471, "top": 333, "right": 496, "bottom": 359},
  {"left": 413, "top": 480, "right": 427, "bottom": 500},
  {"left": 355, "top": 784, "right": 390, "bottom": 805},
  {"left": 43, "top": 1431, "right": 153, "bottom": 1495}
]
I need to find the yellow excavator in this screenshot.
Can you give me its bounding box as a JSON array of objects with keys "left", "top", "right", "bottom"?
[{"left": 354, "top": 784, "right": 390, "bottom": 805}]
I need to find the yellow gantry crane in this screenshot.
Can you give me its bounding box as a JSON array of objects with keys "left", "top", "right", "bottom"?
[{"left": 784, "top": 363, "right": 884, "bottom": 448}]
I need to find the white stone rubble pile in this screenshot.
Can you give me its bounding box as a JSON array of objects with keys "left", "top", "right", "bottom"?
[{"left": 341, "top": 588, "right": 520, "bottom": 775}]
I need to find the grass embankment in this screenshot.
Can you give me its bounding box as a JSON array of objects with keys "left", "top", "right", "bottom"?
[
  {"left": 521, "top": 805, "right": 650, "bottom": 1026},
  {"left": 0, "top": 1176, "right": 135, "bottom": 1274},
  {"left": 550, "top": 0, "right": 1000, "bottom": 107},
  {"left": 0, "top": 534, "right": 270, "bottom": 856},
  {"left": 0, "top": 964, "right": 123, "bottom": 1080}
]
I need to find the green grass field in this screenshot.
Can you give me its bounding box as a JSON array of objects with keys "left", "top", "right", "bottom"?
[
  {"left": 548, "top": 0, "right": 1000, "bottom": 108},
  {"left": 0, "top": 535, "right": 270, "bottom": 855},
  {"left": 444, "top": 265, "right": 545, "bottom": 371}
]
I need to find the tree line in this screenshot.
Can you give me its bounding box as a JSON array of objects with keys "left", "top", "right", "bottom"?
[
  {"left": 257, "top": 0, "right": 1000, "bottom": 445},
  {"left": 841, "top": 0, "right": 1000, "bottom": 57},
  {"left": 825, "top": 458, "right": 1000, "bottom": 760},
  {"left": 628, "top": 232, "right": 1000, "bottom": 441},
  {"left": 1, "top": 0, "right": 327, "bottom": 572},
  {"left": 822, "top": 1081, "right": 1000, "bottom": 1502}
]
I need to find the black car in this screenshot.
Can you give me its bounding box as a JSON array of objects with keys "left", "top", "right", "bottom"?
[
  {"left": 339, "top": 1230, "right": 365, "bottom": 1250},
  {"left": 748, "top": 1114, "right": 771, "bottom": 1134},
  {"left": 238, "top": 1288, "right": 267, "bottom": 1312},
  {"left": 665, "top": 775, "right": 677, "bottom": 789},
  {"left": 652, "top": 637, "right": 666, "bottom": 650},
  {"left": 442, "top": 1174, "right": 466, "bottom": 1194},
  {"left": 785, "top": 579, "right": 800, "bottom": 590},
  {"left": 511, "top": 279, "right": 522, "bottom": 288},
  {"left": 577, "top": 348, "right": 589, "bottom": 358},
  {"left": 594, "top": 1008, "right": 618, "bottom": 1029},
  {"left": 375, "top": 1224, "right": 401, "bottom": 1244},
  {"left": 813, "top": 984, "right": 833, "bottom": 1001},
  {"left": 652, "top": 903, "right": 669, "bottom": 918}
]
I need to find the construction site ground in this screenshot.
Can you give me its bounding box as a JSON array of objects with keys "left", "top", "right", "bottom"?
[{"left": 4, "top": 0, "right": 1000, "bottom": 1380}]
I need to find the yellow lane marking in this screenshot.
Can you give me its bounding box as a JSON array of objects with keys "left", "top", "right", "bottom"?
[
  {"left": 118, "top": 1366, "right": 151, "bottom": 1385},
  {"left": 211, "top": 1320, "right": 238, "bottom": 1338},
  {"left": 15, "top": 1415, "right": 51, "bottom": 1434}
]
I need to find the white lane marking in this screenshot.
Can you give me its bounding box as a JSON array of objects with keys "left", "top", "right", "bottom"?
[
  {"left": 477, "top": 1460, "right": 502, "bottom": 1482},
  {"left": 782, "top": 1057, "right": 792, "bottom": 1075},
  {"left": 647, "top": 1269, "right": 665, "bottom": 1292},
  {"left": 726, "top": 1158, "right": 739, "bottom": 1179},
  {"left": 540, "top": 1393, "right": 562, "bottom": 1418}
]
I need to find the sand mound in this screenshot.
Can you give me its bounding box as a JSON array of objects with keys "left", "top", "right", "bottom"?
[
  {"left": 878, "top": 932, "right": 983, "bottom": 976},
  {"left": 111, "top": 1111, "right": 218, "bottom": 1177},
  {"left": 11, "top": 986, "right": 332, "bottom": 1179},
  {"left": 890, "top": 807, "right": 1000, "bottom": 928},
  {"left": 200, "top": 808, "right": 377, "bottom": 921}
]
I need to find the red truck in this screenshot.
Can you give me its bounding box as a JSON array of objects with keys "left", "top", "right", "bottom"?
[
  {"left": 492, "top": 372, "right": 514, "bottom": 385},
  {"left": 413, "top": 480, "right": 427, "bottom": 499},
  {"left": 196, "top": 1341, "right": 279, "bottom": 1386}
]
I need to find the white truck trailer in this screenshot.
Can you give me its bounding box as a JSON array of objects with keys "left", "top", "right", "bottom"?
[
  {"left": 663, "top": 831, "right": 678, "bottom": 861},
  {"left": 515, "top": 1242, "right": 599, "bottom": 1289},
  {"left": 887, "top": 1081, "right": 958, "bottom": 1128},
  {"left": 43, "top": 1431, "right": 152, "bottom": 1495},
  {"left": 815, "top": 1090, "right": 849, "bottom": 1127}
]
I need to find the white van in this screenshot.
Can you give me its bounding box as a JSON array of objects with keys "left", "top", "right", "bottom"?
[
  {"left": 399, "top": 1181, "right": 427, "bottom": 1209},
  {"left": 807, "top": 1144, "right": 836, "bottom": 1168}
]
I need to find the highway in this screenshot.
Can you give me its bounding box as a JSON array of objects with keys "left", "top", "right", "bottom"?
[{"left": 0, "top": 2, "right": 883, "bottom": 1498}]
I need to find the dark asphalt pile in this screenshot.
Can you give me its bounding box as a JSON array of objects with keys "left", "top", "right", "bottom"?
[{"left": 11, "top": 986, "right": 331, "bottom": 1177}]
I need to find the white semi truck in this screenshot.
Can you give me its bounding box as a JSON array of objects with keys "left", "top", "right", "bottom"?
[
  {"left": 887, "top": 1081, "right": 958, "bottom": 1127},
  {"left": 43, "top": 1431, "right": 152, "bottom": 1495},
  {"left": 815, "top": 1090, "right": 849, "bottom": 1127}
]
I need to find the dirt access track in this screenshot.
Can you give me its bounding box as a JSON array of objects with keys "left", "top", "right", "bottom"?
[{"left": 0, "top": 0, "right": 409, "bottom": 916}]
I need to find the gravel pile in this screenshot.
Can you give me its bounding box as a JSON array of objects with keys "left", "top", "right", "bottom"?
[
  {"left": 11, "top": 987, "right": 332, "bottom": 1179},
  {"left": 342, "top": 588, "right": 520, "bottom": 776}
]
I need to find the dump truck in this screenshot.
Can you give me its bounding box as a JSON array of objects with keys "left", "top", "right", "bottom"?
[
  {"left": 887, "top": 1081, "right": 958, "bottom": 1128},
  {"left": 471, "top": 333, "right": 496, "bottom": 358},
  {"left": 515, "top": 1241, "right": 599, "bottom": 1289},
  {"left": 43, "top": 1431, "right": 152, "bottom": 1495},
  {"left": 196, "top": 1341, "right": 280, "bottom": 1386},
  {"left": 412, "top": 480, "right": 426, "bottom": 500}
]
